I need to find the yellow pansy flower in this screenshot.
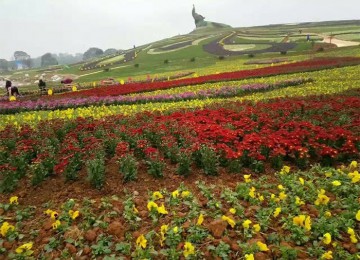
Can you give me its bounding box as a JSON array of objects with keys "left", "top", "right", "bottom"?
[
  {"left": 161, "top": 224, "right": 168, "bottom": 234},
  {"left": 273, "top": 207, "right": 281, "bottom": 217},
  {"left": 349, "top": 171, "right": 360, "bottom": 183},
  {"left": 242, "top": 219, "right": 252, "bottom": 229},
  {"left": 147, "top": 201, "right": 159, "bottom": 211},
  {"left": 279, "top": 191, "right": 287, "bottom": 201},
  {"left": 257, "top": 241, "right": 269, "bottom": 251},
  {"left": 321, "top": 251, "right": 333, "bottom": 259},
  {"left": 323, "top": 233, "right": 332, "bottom": 244},
  {"left": 50, "top": 211, "right": 59, "bottom": 220},
  {"left": 229, "top": 208, "right": 236, "bottom": 214},
  {"left": 299, "top": 177, "right": 305, "bottom": 185},
  {"left": 133, "top": 205, "right": 139, "bottom": 214},
  {"left": 280, "top": 165, "right": 290, "bottom": 174},
  {"left": 9, "top": 196, "right": 18, "bottom": 205},
  {"left": 315, "top": 189, "right": 330, "bottom": 205},
  {"left": 325, "top": 172, "right": 332, "bottom": 178},
  {"left": 249, "top": 187, "right": 256, "bottom": 198},
  {"left": 258, "top": 194, "right": 264, "bottom": 202},
  {"left": 304, "top": 216, "right": 311, "bottom": 231},
  {"left": 244, "top": 174, "right": 251, "bottom": 183},
  {"left": 253, "top": 224, "right": 261, "bottom": 232},
  {"left": 331, "top": 181, "right": 341, "bottom": 186},
  {"left": 293, "top": 215, "right": 305, "bottom": 227},
  {"left": 157, "top": 203, "right": 168, "bottom": 215},
  {"left": 15, "top": 242, "right": 33, "bottom": 254},
  {"left": 245, "top": 254, "right": 254, "bottom": 260},
  {"left": 152, "top": 191, "right": 163, "bottom": 200},
  {"left": 356, "top": 210, "right": 360, "bottom": 221},
  {"left": 325, "top": 211, "right": 332, "bottom": 218},
  {"left": 68, "top": 210, "right": 80, "bottom": 220},
  {"left": 197, "top": 213, "right": 204, "bottom": 225},
  {"left": 183, "top": 241, "right": 195, "bottom": 258},
  {"left": 348, "top": 227, "right": 358, "bottom": 243},
  {"left": 171, "top": 190, "right": 179, "bottom": 198},
  {"left": 349, "top": 161, "right": 358, "bottom": 170},
  {"left": 136, "top": 234, "right": 147, "bottom": 249},
  {"left": 277, "top": 184, "right": 284, "bottom": 190},
  {"left": 44, "top": 209, "right": 53, "bottom": 216},
  {"left": 0, "top": 222, "right": 15, "bottom": 237},
  {"left": 160, "top": 225, "right": 168, "bottom": 247},
  {"left": 221, "top": 215, "right": 236, "bottom": 228},
  {"left": 181, "top": 191, "right": 191, "bottom": 198},
  {"left": 173, "top": 226, "right": 179, "bottom": 233},
  {"left": 295, "top": 196, "right": 305, "bottom": 206},
  {"left": 52, "top": 220, "right": 61, "bottom": 230}
]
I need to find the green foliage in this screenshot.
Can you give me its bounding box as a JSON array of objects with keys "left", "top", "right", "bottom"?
[
  {"left": 0, "top": 169, "right": 18, "bottom": 193},
  {"left": 146, "top": 158, "right": 165, "bottom": 178},
  {"left": 92, "top": 235, "right": 113, "bottom": 256},
  {"left": 177, "top": 152, "right": 191, "bottom": 176},
  {"left": 118, "top": 155, "right": 138, "bottom": 182},
  {"left": 199, "top": 145, "right": 218, "bottom": 176},
  {"left": 87, "top": 155, "right": 106, "bottom": 189}
]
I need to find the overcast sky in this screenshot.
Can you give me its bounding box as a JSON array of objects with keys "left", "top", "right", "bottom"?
[{"left": 0, "top": 0, "right": 359, "bottom": 59}]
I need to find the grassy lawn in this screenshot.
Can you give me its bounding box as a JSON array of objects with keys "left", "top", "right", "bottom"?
[{"left": 98, "top": 55, "right": 125, "bottom": 65}]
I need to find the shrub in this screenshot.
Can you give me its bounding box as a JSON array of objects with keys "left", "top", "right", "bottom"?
[
  {"left": 199, "top": 145, "right": 218, "bottom": 176},
  {"left": 177, "top": 152, "right": 191, "bottom": 176},
  {"left": 64, "top": 153, "right": 82, "bottom": 181},
  {"left": 87, "top": 156, "right": 105, "bottom": 189},
  {"left": 190, "top": 57, "right": 196, "bottom": 62},
  {"left": 280, "top": 51, "right": 287, "bottom": 55},
  {"left": 118, "top": 155, "right": 138, "bottom": 182},
  {"left": 103, "top": 68, "right": 110, "bottom": 72},
  {"left": 146, "top": 158, "right": 165, "bottom": 178},
  {"left": 218, "top": 56, "right": 225, "bottom": 60},
  {"left": 0, "top": 169, "right": 18, "bottom": 193},
  {"left": 134, "top": 63, "right": 139, "bottom": 68},
  {"left": 31, "top": 163, "right": 47, "bottom": 186},
  {"left": 164, "top": 59, "right": 169, "bottom": 64},
  {"left": 248, "top": 54, "right": 255, "bottom": 58}
]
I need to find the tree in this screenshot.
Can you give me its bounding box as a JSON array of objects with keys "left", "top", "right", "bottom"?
[
  {"left": 0, "top": 59, "right": 9, "bottom": 71},
  {"left": 83, "top": 47, "right": 104, "bottom": 60},
  {"left": 41, "top": 53, "right": 58, "bottom": 67},
  {"left": 13, "top": 51, "right": 31, "bottom": 69},
  {"left": 104, "top": 48, "right": 118, "bottom": 55}
]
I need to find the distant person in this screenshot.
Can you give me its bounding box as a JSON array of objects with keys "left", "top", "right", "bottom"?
[
  {"left": 38, "top": 79, "right": 47, "bottom": 91},
  {"left": 5, "top": 80, "right": 20, "bottom": 97},
  {"left": 61, "top": 78, "right": 73, "bottom": 84}
]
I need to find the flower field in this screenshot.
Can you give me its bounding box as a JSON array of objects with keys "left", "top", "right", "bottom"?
[{"left": 0, "top": 57, "right": 359, "bottom": 259}]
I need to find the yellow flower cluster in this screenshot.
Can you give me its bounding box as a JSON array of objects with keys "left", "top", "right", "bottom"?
[
  {"left": 0, "top": 222, "right": 15, "bottom": 237},
  {"left": 314, "top": 189, "right": 330, "bottom": 205},
  {"left": 293, "top": 215, "right": 312, "bottom": 231}
]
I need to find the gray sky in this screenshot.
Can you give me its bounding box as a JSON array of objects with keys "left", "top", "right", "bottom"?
[{"left": 0, "top": 0, "right": 359, "bottom": 59}]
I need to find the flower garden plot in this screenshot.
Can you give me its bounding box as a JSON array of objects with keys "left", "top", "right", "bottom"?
[
  {"left": 0, "top": 92, "right": 359, "bottom": 259},
  {"left": 0, "top": 93, "right": 359, "bottom": 194},
  {"left": 0, "top": 78, "right": 312, "bottom": 114},
  {"left": 57, "top": 57, "right": 360, "bottom": 98},
  {"left": 0, "top": 163, "right": 359, "bottom": 259}
]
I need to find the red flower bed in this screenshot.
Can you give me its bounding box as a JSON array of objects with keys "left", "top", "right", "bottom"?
[
  {"left": 58, "top": 57, "right": 360, "bottom": 98},
  {"left": 1, "top": 92, "right": 359, "bottom": 191}
]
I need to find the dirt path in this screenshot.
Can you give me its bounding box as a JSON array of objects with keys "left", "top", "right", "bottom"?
[{"left": 318, "top": 34, "right": 359, "bottom": 47}]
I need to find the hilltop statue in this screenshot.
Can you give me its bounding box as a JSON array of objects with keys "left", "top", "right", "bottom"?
[
  {"left": 192, "top": 4, "right": 206, "bottom": 27},
  {"left": 191, "top": 5, "right": 231, "bottom": 29}
]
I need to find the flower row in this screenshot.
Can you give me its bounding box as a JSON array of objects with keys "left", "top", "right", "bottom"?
[
  {"left": 0, "top": 78, "right": 312, "bottom": 114},
  {"left": 58, "top": 57, "right": 360, "bottom": 98}
]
